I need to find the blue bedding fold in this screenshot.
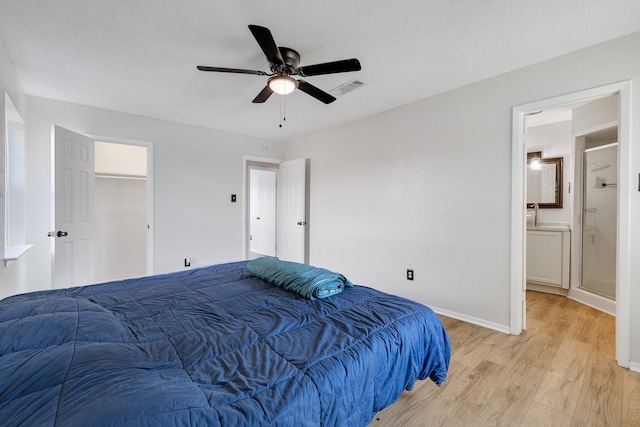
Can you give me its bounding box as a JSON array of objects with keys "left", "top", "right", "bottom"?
[{"left": 247, "top": 257, "right": 353, "bottom": 300}]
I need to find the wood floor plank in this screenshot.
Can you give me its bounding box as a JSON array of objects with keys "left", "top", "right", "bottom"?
[
  {"left": 444, "top": 320, "right": 496, "bottom": 369},
  {"left": 477, "top": 361, "right": 546, "bottom": 426},
  {"left": 370, "top": 361, "right": 473, "bottom": 427},
  {"left": 485, "top": 332, "right": 526, "bottom": 368},
  {"left": 533, "top": 338, "right": 592, "bottom": 414},
  {"left": 513, "top": 329, "right": 562, "bottom": 370},
  {"left": 623, "top": 371, "right": 640, "bottom": 426},
  {"left": 521, "top": 401, "right": 573, "bottom": 427},
  {"left": 571, "top": 356, "right": 623, "bottom": 426},
  {"left": 565, "top": 306, "right": 600, "bottom": 345},
  {"left": 369, "top": 291, "right": 640, "bottom": 427},
  {"left": 456, "top": 360, "right": 510, "bottom": 406}
]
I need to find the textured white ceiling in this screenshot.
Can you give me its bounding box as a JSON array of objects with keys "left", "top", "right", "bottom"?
[{"left": 1, "top": 0, "right": 639, "bottom": 142}]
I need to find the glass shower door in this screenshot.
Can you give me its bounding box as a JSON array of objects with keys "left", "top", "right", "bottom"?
[{"left": 581, "top": 144, "right": 618, "bottom": 300}]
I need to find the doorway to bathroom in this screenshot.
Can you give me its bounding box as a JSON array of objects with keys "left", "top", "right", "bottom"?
[
  {"left": 511, "top": 81, "right": 631, "bottom": 368},
  {"left": 522, "top": 94, "right": 618, "bottom": 314}
]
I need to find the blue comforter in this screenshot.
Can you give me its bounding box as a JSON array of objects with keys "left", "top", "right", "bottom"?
[{"left": 0, "top": 261, "right": 450, "bottom": 426}]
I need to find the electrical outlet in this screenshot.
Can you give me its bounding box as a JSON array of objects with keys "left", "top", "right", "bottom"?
[
  {"left": 184, "top": 257, "right": 191, "bottom": 267},
  {"left": 231, "top": 194, "right": 237, "bottom": 202},
  {"left": 406, "top": 269, "right": 414, "bottom": 281}
]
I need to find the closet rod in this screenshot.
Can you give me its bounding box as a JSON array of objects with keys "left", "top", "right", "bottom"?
[{"left": 95, "top": 173, "right": 147, "bottom": 180}]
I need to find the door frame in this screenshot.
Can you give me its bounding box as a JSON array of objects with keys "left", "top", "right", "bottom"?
[
  {"left": 511, "top": 81, "right": 631, "bottom": 368},
  {"left": 88, "top": 134, "right": 155, "bottom": 276},
  {"left": 242, "top": 156, "right": 282, "bottom": 260}
]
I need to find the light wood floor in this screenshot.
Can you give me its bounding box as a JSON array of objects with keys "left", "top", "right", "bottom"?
[{"left": 370, "top": 291, "right": 640, "bottom": 426}]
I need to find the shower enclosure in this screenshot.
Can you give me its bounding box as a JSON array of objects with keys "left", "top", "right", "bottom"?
[{"left": 581, "top": 143, "right": 618, "bottom": 300}]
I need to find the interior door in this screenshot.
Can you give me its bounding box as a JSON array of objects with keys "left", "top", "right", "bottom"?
[
  {"left": 51, "top": 125, "right": 95, "bottom": 288},
  {"left": 277, "top": 158, "right": 307, "bottom": 263}
]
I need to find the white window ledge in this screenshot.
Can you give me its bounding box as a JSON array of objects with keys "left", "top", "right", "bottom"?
[{"left": 3, "top": 244, "right": 33, "bottom": 267}]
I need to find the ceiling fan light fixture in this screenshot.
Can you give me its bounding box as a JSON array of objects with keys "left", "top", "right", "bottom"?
[{"left": 269, "top": 76, "right": 297, "bottom": 95}]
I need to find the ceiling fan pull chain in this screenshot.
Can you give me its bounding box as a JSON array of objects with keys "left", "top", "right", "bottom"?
[{"left": 279, "top": 93, "right": 287, "bottom": 128}]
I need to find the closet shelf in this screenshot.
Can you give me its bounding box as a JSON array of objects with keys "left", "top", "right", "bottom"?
[
  {"left": 95, "top": 173, "right": 147, "bottom": 180},
  {"left": 3, "top": 244, "right": 33, "bottom": 267}
]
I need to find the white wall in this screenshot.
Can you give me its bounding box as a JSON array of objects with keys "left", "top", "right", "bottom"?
[
  {"left": 526, "top": 120, "right": 572, "bottom": 224},
  {"left": 0, "top": 35, "right": 28, "bottom": 298},
  {"left": 95, "top": 176, "right": 148, "bottom": 283},
  {"left": 572, "top": 95, "right": 619, "bottom": 133},
  {"left": 24, "top": 97, "right": 284, "bottom": 292},
  {"left": 286, "top": 32, "right": 640, "bottom": 364}
]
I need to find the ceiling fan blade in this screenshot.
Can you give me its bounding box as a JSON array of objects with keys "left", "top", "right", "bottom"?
[
  {"left": 252, "top": 85, "right": 274, "bottom": 103},
  {"left": 298, "top": 58, "right": 361, "bottom": 77},
  {"left": 197, "top": 66, "right": 268, "bottom": 76},
  {"left": 297, "top": 80, "right": 336, "bottom": 104},
  {"left": 248, "top": 25, "right": 284, "bottom": 65}
]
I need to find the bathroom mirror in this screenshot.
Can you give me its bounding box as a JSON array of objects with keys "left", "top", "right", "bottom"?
[{"left": 527, "top": 152, "right": 563, "bottom": 208}]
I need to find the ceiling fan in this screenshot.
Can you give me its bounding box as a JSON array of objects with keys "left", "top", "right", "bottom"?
[{"left": 197, "top": 25, "right": 361, "bottom": 104}]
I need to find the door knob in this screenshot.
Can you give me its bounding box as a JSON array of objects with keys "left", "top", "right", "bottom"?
[{"left": 57, "top": 231, "right": 68, "bottom": 237}]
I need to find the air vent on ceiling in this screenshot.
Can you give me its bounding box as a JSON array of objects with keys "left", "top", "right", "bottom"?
[{"left": 330, "top": 79, "right": 365, "bottom": 96}]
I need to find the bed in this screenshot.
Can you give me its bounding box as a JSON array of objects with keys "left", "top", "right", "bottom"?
[{"left": 0, "top": 260, "right": 450, "bottom": 426}]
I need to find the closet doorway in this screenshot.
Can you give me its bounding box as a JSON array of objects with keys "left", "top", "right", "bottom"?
[{"left": 95, "top": 141, "right": 152, "bottom": 282}]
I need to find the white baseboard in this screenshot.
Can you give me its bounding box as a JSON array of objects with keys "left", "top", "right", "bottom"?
[
  {"left": 187, "top": 258, "right": 245, "bottom": 269},
  {"left": 630, "top": 361, "right": 640, "bottom": 373},
  {"left": 526, "top": 283, "right": 568, "bottom": 296},
  {"left": 567, "top": 288, "right": 615, "bottom": 316},
  {"left": 429, "top": 305, "right": 511, "bottom": 335}
]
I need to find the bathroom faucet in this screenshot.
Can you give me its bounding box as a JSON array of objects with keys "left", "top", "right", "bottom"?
[{"left": 534, "top": 203, "right": 539, "bottom": 226}]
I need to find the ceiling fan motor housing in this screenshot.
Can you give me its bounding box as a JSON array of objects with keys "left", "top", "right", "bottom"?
[{"left": 272, "top": 47, "right": 300, "bottom": 74}]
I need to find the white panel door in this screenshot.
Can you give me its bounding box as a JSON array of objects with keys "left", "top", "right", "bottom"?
[
  {"left": 52, "top": 126, "right": 95, "bottom": 288},
  {"left": 249, "top": 168, "right": 277, "bottom": 256},
  {"left": 277, "top": 158, "right": 307, "bottom": 263}
]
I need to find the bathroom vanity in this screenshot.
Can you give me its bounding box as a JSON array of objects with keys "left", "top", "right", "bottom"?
[{"left": 526, "top": 224, "right": 570, "bottom": 292}]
